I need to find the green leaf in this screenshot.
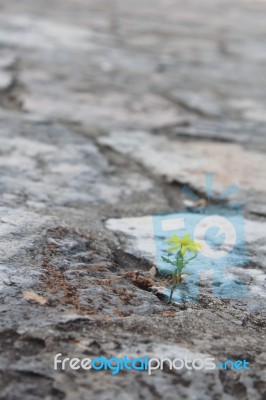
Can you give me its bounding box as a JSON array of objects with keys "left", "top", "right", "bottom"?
[
  {"left": 177, "top": 265, "right": 186, "bottom": 274},
  {"left": 161, "top": 256, "right": 176, "bottom": 267},
  {"left": 175, "top": 251, "right": 182, "bottom": 260},
  {"left": 183, "top": 254, "right": 197, "bottom": 265}
]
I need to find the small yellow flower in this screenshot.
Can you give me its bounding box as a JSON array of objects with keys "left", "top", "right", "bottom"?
[{"left": 165, "top": 233, "right": 202, "bottom": 255}]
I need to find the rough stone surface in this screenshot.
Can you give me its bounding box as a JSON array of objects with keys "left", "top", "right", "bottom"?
[
  {"left": 106, "top": 215, "right": 266, "bottom": 312},
  {"left": 0, "top": 0, "right": 265, "bottom": 399},
  {"left": 99, "top": 130, "right": 266, "bottom": 213},
  {"left": 0, "top": 71, "right": 13, "bottom": 91}
]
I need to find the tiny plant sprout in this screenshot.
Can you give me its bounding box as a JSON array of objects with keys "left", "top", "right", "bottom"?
[{"left": 161, "top": 233, "right": 202, "bottom": 303}]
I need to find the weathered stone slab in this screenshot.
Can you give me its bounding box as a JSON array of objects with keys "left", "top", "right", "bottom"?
[
  {"left": 106, "top": 214, "right": 266, "bottom": 262},
  {"left": 99, "top": 131, "right": 266, "bottom": 213},
  {"left": 0, "top": 71, "right": 13, "bottom": 91},
  {"left": 0, "top": 133, "right": 156, "bottom": 208},
  {"left": 106, "top": 214, "right": 266, "bottom": 308}
]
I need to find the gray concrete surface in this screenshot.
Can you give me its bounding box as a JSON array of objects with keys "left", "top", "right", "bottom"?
[{"left": 0, "top": 0, "right": 265, "bottom": 399}]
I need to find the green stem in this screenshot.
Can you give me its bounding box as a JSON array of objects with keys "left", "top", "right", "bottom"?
[
  {"left": 167, "top": 246, "right": 197, "bottom": 303},
  {"left": 169, "top": 271, "right": 182, "bottom": 302},
  {"left": 168, "top": 249, "right": 185, "bottom": 303}
]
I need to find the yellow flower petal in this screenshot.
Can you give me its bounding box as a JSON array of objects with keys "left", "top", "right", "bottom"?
[
  {"left": 181, "top": 245, "right": 187, "bottom": 255},
  {"left": 165, "top": 234, "right": 181, "bottom": 244},
  {"left": 171, "top": 234, "right": 180, "bottom": 241},
  {"left": 167, "top": 244, "right": 181, "bottom": 252},
  {"left": 188, "top": 244, "right": 197, "bottom": 253}
]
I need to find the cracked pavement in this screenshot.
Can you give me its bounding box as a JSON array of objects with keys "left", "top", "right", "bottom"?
[{"left": 0, "top": 0, "right": 265, "bottom": 399}]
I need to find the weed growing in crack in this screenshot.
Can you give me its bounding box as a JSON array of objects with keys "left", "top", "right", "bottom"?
[{"left": 161, "top": 233, "right": 202, "bottom": 302}]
